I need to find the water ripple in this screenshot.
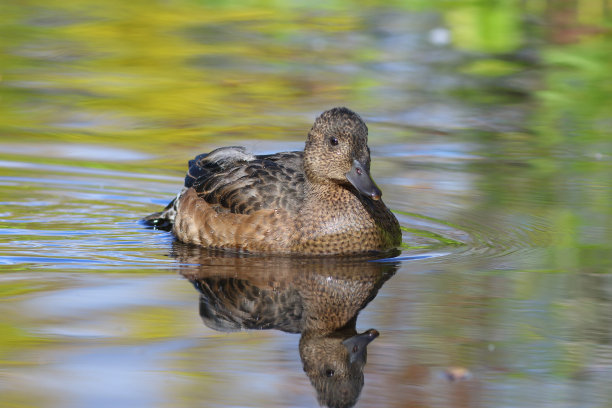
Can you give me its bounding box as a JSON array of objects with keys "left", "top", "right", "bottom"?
[{"left": 0, "top": 155, "right": 556, "bottom": 271}]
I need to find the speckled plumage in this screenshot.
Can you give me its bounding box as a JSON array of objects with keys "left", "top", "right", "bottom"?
[{"left": 144, "top": 107, "right": 401, "bottom": 255}]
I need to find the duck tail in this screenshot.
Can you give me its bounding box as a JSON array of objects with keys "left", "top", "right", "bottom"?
[{"left": 142, "top": 189, "right": 184, "bottom": 231}]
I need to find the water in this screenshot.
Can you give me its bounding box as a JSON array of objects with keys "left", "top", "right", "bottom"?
[{"left": 1, "top": 1, "right": 611, "bottom": 407}]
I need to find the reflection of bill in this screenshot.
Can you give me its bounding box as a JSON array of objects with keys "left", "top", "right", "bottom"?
[{"left": 174, "top": 242, "right": 400, "bottom": 408}]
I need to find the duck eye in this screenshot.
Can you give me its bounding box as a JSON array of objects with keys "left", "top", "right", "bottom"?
[
  {"left": 329, "top": 137, "right": 339, "bottom": 146},
  {"left": 325, "top": 369, "right": 335, "bottom": 377}
]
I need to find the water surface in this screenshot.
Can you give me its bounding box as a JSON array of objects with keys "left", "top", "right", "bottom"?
[{"left": 1, "top": 1, "right": 611, "bottom": 407}]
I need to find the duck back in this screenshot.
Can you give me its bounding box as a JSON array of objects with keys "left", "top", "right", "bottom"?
[{"left": 187, "top": 146, "right": 305, "bottom": 215}]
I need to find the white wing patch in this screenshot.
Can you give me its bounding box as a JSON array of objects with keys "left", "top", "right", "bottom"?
[{"left": 205, "top": 146, "right": 255, "bottom": 167}]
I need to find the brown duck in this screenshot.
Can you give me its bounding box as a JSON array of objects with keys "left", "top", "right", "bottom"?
[{"left": 145, "top": 107, "right": 401, "bottom": 255}]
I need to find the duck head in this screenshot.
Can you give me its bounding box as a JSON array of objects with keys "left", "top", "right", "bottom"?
[{"left": 304, "top": 107, "right": 382, "bottom": 200}]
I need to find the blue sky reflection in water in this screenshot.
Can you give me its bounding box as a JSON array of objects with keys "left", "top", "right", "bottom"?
[{"left": 0, "top": 1, "right": 611, "bottom": 407}]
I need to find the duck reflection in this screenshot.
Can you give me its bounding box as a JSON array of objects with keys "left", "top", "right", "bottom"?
[{"left": 172, "top": 242, "right": 400, "bottom": 408}]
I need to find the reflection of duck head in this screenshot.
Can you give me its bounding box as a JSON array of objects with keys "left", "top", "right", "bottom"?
[
  {"left": 300, "top": 328, "right": 379, "bottom": 408},
  {"left": 173, "top": 242, "right": 399, "bottom": 408}
]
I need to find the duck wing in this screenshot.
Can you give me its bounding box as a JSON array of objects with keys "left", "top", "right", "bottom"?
[{"left": 186, "top": 146, "right": 305, "bottom": 215}]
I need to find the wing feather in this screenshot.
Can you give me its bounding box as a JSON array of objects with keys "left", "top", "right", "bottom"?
[{"left": 187, "top": 147, "right": 305, "bottom": 215}]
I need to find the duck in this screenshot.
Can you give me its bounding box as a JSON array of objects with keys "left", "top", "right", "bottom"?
[{"left": 144, "top": 107, "right": 401, "bottom": 255}]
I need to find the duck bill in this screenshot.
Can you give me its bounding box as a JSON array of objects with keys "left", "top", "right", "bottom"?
[
  {"left": 346, "top": 159, "right": 382, "bottom": 200},
  {"left": 343, "top": 329, "right": 379, "bottom": 364}
]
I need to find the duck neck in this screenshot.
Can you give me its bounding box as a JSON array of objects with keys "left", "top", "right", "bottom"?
[{"left": 304, "top": 176, "right": 353, "bottom": 203}]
